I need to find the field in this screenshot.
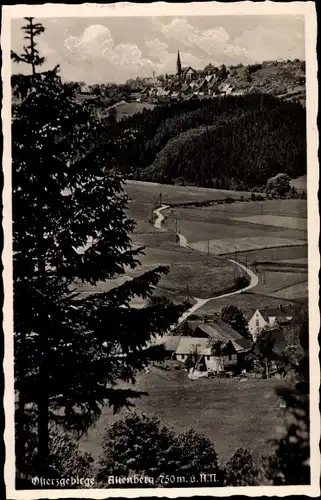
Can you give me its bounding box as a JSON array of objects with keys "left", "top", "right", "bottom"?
[
  {"left": 79, "top": 367, "right": 287, "bottom": 466},
  {"left": 126, "top": 180, "right": 260, "bottom": 205},
  {"left": 76, "top": 181, "right": 307, "bottom": 306},
  {"left": 231, "top": 215, "right": 307, "bottom": 231},
  {"left": 112, "top": 101, "right": 155, "bottom": 120},
  {"left": 190, "top": 237, "right": 307, "bottom": 256}
]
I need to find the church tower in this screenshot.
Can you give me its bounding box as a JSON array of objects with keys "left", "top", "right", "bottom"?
[{"left": 177, "top": 50, "right": 182, "bottom": 80}]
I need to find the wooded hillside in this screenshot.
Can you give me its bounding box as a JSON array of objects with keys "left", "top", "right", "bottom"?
[{"left": 91, "top": 94, "right": 306, "bottom": 190}]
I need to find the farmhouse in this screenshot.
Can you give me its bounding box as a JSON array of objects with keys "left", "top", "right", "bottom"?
[
  {"left": 248, "top": 307, "right": 293, "bottom": 340},
  {"left": 175, "top": 316, "right": 252, "bottom": 372}
]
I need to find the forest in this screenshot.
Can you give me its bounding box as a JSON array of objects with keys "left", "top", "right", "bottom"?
[{"left": 91, "top": 94, "right": 306, "bottom": 190}]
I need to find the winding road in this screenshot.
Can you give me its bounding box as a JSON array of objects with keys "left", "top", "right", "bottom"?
[{"left": 153, "top": 204, "right": 259, "bottom": 322}]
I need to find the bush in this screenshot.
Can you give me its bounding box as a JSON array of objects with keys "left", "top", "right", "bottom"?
[
  {"left": 266, "top": 173, "right": 291, "bottom": 196},
  {"left": 223, "top": 448, "right": 262, "bottom": 486}
]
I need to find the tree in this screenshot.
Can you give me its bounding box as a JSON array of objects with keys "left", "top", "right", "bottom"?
[
  {"left": 97, "top": 413, "right": 220, "bottom": 486},
  {"left": 223, "top": 448, "right": 262, "bottom": 486},
  {"left": 11, "top": 17, "right": 46, "bottom": 76},
  {"left": 262, "top": 309, "right": 310, "bottom": 485},
  {"left": 12, "top": 28, "right": 184, "bottom": 482},
  {"left": 245, "top": 326, "right": 278, "bottom": 374},
  {"left": 97, "top": 412, "right": 175, "bottom": 483},
  {"left": 170, "top": 428, "right": 219, "bottom": 482},
  {"left": 221, "top": 305, "right": 252, "bottom": 342},
  {"left": 208, "top": 338, "right": 227, "bottom": 357},
  {"left": 266, "top": 173, "right": 291, "bottom": 196}
]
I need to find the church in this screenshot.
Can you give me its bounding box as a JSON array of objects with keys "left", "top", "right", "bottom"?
[{"left": 176, "top": 50, "right": 198, "bottom": 82}]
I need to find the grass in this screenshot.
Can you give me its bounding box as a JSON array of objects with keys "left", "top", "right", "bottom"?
[
  {"left": 252, "top": 271, "right": 308, "bottom": 295},
  {"left": 125, "top": 180, "right": 255, "bottom": 205},
  {"left": 190, "top": 237, "right": 307, "bottom": 256},
  {"left": 225, "top": 245, "right": 308, "bottom": 264},
  {"left": 79, "top": 367, "right": 287, "bottom": 466},
  {"left": 198, "top": 291, "right": 300, "bottom": 317},
  {"left": 231, "top": 215, "right": 307, "bottom": 231},
  {"left": 269, "top": 281, "right": 308, "bottom": 300}
]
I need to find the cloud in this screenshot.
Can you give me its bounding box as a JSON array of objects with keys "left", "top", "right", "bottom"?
[
  {"left": 11, "top": 16, "right": 305, "bottom": 83},
  {"left": 234, "top": 26, "right": 305, "bottom": 62},
  {"left": 157, "top": 17, "right": 304, "bottom": 64},
  {"left": 158, "top": 18, "right": 243, "bottom": 61},
  {"left": 63, "top": 24, "right": 155, "bottom": 82}
]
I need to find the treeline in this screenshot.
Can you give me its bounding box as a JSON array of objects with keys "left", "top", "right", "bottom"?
[{"left": 92, "top": 94, "right": 306, "bottom": 190}]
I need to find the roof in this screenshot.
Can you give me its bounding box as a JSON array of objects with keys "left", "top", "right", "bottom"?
[
  {"left": 182, "top": 66, "right": 197, "bottom": 75},
  {"left": 259, "top": 308, "right": 290, "bottom": 321},
  {"left": 154, "top": 335, "right": 181, "bottom": 352},
  {"left": 188, "top": 318, "right": 252, "bottom": 352},
  {"left": 176, "top": 337, "right": 211, "bottom": 356}
]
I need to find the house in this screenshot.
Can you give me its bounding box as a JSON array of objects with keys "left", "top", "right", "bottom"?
[
  {"left": 248, "top": 307, "right": 293, "bottom": 341},
  {"left": 175, "top": 316, "right": 252, "bottom": 372},
  {"left": 175, "top": 337, "right": 225, "bottom": 372},
  {"left": 218, "top": 81, "right": 235, "bottom": 95}
]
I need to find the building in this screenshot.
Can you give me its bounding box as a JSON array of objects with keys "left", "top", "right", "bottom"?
[
  {"left": 248, "top": 307, "right": 293, "bottom": 341},
  {"left": 182, "top": 66, "right": 198, "bottom": 81},
  {"left": 175, "top": 337, "right": 225, "bottom": 372},
  {"left": 175, "top": 316, "right": 252, "bottom": 372}
]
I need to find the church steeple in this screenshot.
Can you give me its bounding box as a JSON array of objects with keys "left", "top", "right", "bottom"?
[{"left": 177, "top": 50, "right": 182, "bottom": 79}]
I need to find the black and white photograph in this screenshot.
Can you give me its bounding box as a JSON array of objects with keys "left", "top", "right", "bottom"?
[{"left": 2, "top": 2, "right": 319, "bottom": 498}]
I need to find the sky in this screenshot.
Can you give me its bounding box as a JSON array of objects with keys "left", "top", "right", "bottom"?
[{"left": 11, "top": 15, "right": 305, "bottom": 84}]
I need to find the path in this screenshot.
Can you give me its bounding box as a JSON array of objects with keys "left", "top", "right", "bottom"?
[{"left": 153, "top": 204, "right": 259, "bottom": 321}]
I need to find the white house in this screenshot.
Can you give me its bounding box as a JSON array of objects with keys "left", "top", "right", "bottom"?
[{"left": 248, "top": 307, "right": 293, "bottom": 341}]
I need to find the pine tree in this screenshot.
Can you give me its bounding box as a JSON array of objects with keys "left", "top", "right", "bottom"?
[
  {"left": 12, "top": 27, "right": 184, "bottom": 483},
  {"left": 11, "top": 17, "right": 46, "bottom": 76}
]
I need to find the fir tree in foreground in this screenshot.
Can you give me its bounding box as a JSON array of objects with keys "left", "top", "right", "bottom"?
[
  {"left": 11, "top": 17, "right": 45, "bottom": 76},
  {"left": 12, "top": 23, "right": 185, "bottom": 484}
]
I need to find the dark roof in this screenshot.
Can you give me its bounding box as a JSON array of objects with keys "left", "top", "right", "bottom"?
[
  {"left": 188, "top": 318, "right": 252, "bottom": 352},
  {"left": 260, "top": 308, "right": 290, "bottom": 321}
]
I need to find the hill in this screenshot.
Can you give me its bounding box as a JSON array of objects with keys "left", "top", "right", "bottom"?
[
  {"left": 99, "top": 94, "right": 306, "bottom": 190},
  {"left": 140, "top": 95, "right": 305, "bottom": 188}
]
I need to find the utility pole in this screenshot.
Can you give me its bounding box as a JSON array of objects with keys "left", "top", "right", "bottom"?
[
  {"left": 186, "top": 283, "right": 190, "bottom": 301},
  {"left": 207, "top": 240, "right": 210, "bottom": 255},
  {"left": 175, "top": 219, "right": 178, "bottom": 234}
]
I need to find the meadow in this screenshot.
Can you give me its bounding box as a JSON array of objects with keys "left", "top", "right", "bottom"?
[
  {"left": 76, "top": 181, "right": 307, "bottom": 306},
  {"left": 79, "top": 367, "right": 287, "bottom": 466}
]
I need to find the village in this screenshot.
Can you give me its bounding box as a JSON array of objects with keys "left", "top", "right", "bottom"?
[{"left": 74, "top": 52, "right": 306, "bottom": 110}]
